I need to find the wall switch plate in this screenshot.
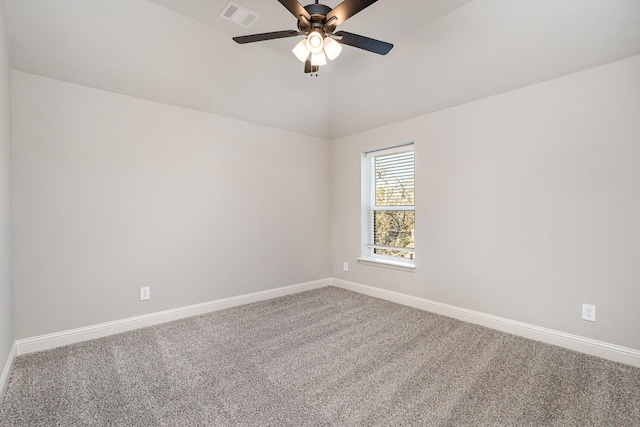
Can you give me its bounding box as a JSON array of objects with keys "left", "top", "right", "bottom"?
[
  {"left": 140, "top": 286, "right": 150, "bottom": 301},
  {"left": 582, "top": 303, "right": 596, "bottom": 322},
  {"left": 343, "top": 262, "right": 349, "bottom": 272}
]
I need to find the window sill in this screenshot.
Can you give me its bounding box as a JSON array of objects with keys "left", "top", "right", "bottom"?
[{"left": 357, "top": 256, "right": 416, "bottom": 272}]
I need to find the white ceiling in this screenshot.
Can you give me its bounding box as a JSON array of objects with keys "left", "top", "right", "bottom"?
[{"left": 5, "top": 0, "right": 640, "bottom": 139}]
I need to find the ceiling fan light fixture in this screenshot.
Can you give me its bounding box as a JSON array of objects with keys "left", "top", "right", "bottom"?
[
  {"left": 311, "top": 51, "right": 327, "bottom": 66},
  {"left": 233, "top": 0, "right": 394, "bottom": 74},
  {"left": 292, "top": 39, "right": 310, "bottom": 62},
  {"left": 323, "top": 36, "right": 342, "bottom": 61},
  {"left": 306, "top": 31, "right": 324, "bottom": 54}
]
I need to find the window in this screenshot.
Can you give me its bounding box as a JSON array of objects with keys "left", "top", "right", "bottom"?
[{"left": 360, "top": 144, "right": 415, "bottom": 269}]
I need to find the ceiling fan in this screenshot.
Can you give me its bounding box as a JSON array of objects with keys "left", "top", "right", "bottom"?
[{"left": 232, "top": 0, "right": 393, "bottom": 75}]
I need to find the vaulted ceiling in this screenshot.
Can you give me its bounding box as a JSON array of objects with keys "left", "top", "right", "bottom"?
[{"left": 5, "top": 0, "right": 640, "bottom": 138}]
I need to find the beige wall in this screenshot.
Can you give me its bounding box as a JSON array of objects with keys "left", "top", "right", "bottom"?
[
  {"left": 331, "top": 56, "right": 640, "bottom": 350},
  {"left": 0, "top": 0, "right": 14, "bottom": 368},
  {"left": 7, "top": 53, "right": 640, "bottom": 354},
  {"left": 11, "top": 72, "right": 332, "bottom": 338}
]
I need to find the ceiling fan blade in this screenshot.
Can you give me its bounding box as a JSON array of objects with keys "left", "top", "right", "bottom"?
[
  {"left": 304, "top": 60, "right": 319, "bottom": 74},
  {"left": 233, "top": 30, "right": 303, "bottom": 44},
  {"left": 326, "top": 0, "right": 378, "bottom": 26},
  {"left": 277, "top": 0, "right": 311, "bottom": 21},
  {"left": 334, "top": 31, "right": 393, "bottom": 55}
]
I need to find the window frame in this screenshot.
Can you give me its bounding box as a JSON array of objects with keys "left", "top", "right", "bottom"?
[{"left": 358, "top": 143, "right": 416, "bottom": 271}]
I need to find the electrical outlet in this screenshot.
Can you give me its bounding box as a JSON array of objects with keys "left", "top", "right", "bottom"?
[
  {"left": 582, "top": 303, "right": 596, "bottom": 322},
  {"left": 140, "top": 286, "right": 150, "bottom": 301},
  {"left": 343, "top": 262, "right": 349, "bottom": 272}
]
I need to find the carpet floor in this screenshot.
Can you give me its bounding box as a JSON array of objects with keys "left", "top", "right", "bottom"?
[{"left": 1, "top": 286, "right": 639, "bottom": 426}]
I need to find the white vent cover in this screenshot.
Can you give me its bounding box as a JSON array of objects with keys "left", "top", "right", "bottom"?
[{"left": 220, "top": 2, "right": 260, "bottom": 28}]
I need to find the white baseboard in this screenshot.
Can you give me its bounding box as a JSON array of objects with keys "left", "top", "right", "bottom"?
[
  {"left": 0, "top": 341, "right": 17, "bottom": 402},
  {"left": 16, "top": 278, "right": 330, "bottom": 356},
  {"left": 331, "top": 278, "right": 640, "bottom": 368},
  {"left": 13, "top": 277, "right": 640, "bottom": 368}
]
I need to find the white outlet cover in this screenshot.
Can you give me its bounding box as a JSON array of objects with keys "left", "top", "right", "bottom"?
[
  {"left": 140, "top": 286, "right": 151, "bottom": 301},
  {"left": 582, "top": 303, "right": 596, "bottom": 321}
]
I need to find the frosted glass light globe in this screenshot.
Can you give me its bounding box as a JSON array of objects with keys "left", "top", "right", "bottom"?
[
  {"left": 323, "top": 36, "right": 342, "bottom": 61},
  {"left": 306, "top": 31, "right": 324, "bottom": 54},
  {"left": 311, "top": 51, "right": 327, "bottom": 66},
  {"left": 292, "top": 39, "right": 309, "bottom": 62}
]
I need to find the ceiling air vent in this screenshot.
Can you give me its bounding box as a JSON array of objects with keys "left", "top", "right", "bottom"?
[{"left": 220, "top": 2, "right": 259, "bottom": 28}]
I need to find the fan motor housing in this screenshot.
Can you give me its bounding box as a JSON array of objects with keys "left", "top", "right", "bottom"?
[
  {"left": 299, "top": 3, "right": 335, "bottom": 33},
  {"left": 304, "top": 3, "right": 331, "bottom": 17},
  {"left": 304, "top": 3, "right": 331, "bottom": 24}
]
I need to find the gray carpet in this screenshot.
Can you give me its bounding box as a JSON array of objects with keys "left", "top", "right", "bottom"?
[{"left": 1, "top": 286, "right": 639, "bottom": 426}]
